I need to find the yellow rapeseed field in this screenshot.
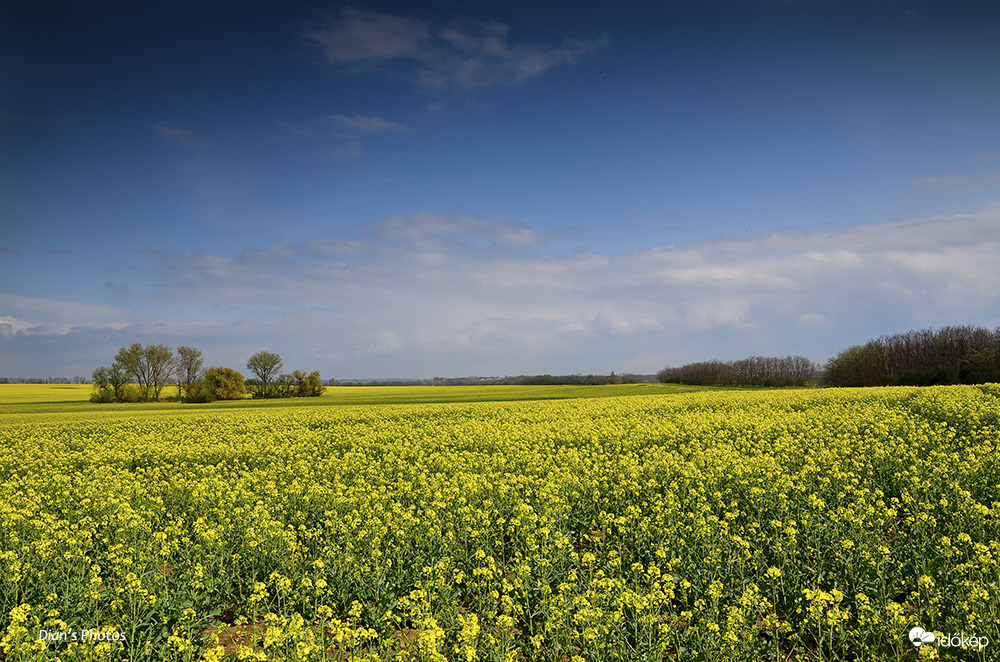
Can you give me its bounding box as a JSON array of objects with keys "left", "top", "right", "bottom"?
[{"left": 1, "top": 385, "right": 998, "bottom": 660}]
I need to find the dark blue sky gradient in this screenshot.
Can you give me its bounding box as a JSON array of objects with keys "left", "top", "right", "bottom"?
[{"left": 2, "top": 0, "right": 999, "bottom": 378}]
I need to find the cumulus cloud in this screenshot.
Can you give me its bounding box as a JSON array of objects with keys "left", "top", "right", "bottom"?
[{"left": 304, "top": 8, "right": 605, "bottom": 89}]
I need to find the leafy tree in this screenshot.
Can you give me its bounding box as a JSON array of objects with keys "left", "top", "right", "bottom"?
[
  {"left": 246, "top": 351, "right": 283, "bottom": 398},
  {"left": 115, "top": 343, "right": 174, "bottom": 401},
  {"left": 175, "top": 346, "right": 205, "bottom": 401},
  {"left": 108, "top": 362, "right": 130, "bottom": 401},
  {"left": 92, "top": 366, "right": 111, "bottom": 391},
  {"left": 823, "top": 326, "right": 1000, "bottom": 386},
  {"left": 961, "top": 343, "right": 1000, "bottom": 384},
  {"left": 204, "top": 366, "right": 247, "bottom": 400},
  {"left": 90, "top": 366, "right": 112, "bottom": 402},
  {"left": 293, "top": 369, "right": 326, "bottom": 397},
  {"left": 274, "top": 374, "right": 297, "bottom": 398},
  {"left": 90, "top": 361, "right": 137, "bottom": 402}
]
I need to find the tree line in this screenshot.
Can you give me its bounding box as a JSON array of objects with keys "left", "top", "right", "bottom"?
[
  {"left": 0, "top": 376, "right": 89, "bottom": 384},
  {"left": 656, "top": 325, "right": 1000, "bottom": 388},
  {"left": 822, "top": 325, "right": 1000, "bottom": 387},
  {"left": 657, "top": 355, "right": 819, "bottom": 387},
  {"left": 91, "top": 345, "right": 325, "bottom": 403}
]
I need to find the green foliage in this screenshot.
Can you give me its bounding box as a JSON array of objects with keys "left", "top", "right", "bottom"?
[
  {"left": 114, "top": 343, "right": 175, "bottom": 401},
  {"left": 246, "top": 351, "right": 283, "bottom": 398},
  {"left": 92, "top": 366, "right": 110, "bottom": 391},
  {"left": 658, "top": 355, "right": 817, "bottom": 387},
  {"left": 960, "top": 343, "right": 1000, "bottom": 384},
  {"left": 293, "top": 369, "right": 325, "bottom": 397},
  {"left": 204, "top": 366, "right": 246, "bottom": 401},
  {"left": 823, "top": 326, "right": 1000, "bottom": 387},
  {"left": 89, "top": 387, "right": 114, "bottom": 403},
  {"left": 175, "top": 346, "right": 205, "bottom": 399},
  {"left": 90, "top": 362, "right": 138, "bottom": 403},
  {"left": 183, "top": 378, "right": 217, "bottom": 403},
  {"left": 274, "top": 373, "right": 297, "bottom": 398}
]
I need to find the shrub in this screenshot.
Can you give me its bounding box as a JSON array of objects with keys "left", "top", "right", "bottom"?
[
  {"left": 183, "top": 378, "right": 217, "bottom": 403},
  {"left": 204, "top": 366, "right": 246, "bottom": 400},
  {"left": 89, "top": 388, "right": 114, "bottom": 403}
]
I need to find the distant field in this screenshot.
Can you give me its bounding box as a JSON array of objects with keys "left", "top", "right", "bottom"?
[
  {"left": 0, "top": 382, "right": 711, "bottom": 416},
  {"left": 0, "top": 383, "right": 94, "bottom": 404}
]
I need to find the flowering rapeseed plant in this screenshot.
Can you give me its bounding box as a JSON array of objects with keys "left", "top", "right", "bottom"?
[{"left": 1, "top": 385, "right": 998, "bottom": 660}]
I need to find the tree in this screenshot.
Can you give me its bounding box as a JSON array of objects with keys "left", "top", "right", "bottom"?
[
  {"left": 114, "top": 344, "right": 148, "bottom": 397},
  {"left": 961, "top": 343, "right": 1000, "bottom": 384},
  {"left": 115, "top": 343, "right": 175, "bottom": 401},
  {"left": 204, "top": 366, "right": 247, "bottom": 400},
  {"left": 293, "top": 369, "right": 326, "bottom": 397},
  {"left": 175, "top": 346, "right": 205, "bottom": 400},
  {"left": 108, "top": 362, "right": 131, "bottom": 401},
  {"left": 246, "top": 351, "right": 283, "bottom": 398},
  {"left": 89, "top": 361, "right": 135, "bottom": 402},
  {"left": 275, "top": 374, "right": 297, "bottom": 398},
  {"left": 90, "top": 366, "right": 112, "bottom": 403},
  {"left": 92, "top": 366, "right": 110, "bottom": 391}
]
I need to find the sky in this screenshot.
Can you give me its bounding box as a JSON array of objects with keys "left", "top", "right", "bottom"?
[{"left": 2, "top": 0, "right": 1000, "bottom": 380}]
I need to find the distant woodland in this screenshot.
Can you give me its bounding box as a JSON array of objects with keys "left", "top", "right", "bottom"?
[
  {"left": 820, "top": 325, "right": 1000, "bottom": 387},
  {"left": 3, "top": 325, "right": 999, "bottom": 391},
  {"left": 657, "top": 325, "right": 1000, "bottom": 387}
]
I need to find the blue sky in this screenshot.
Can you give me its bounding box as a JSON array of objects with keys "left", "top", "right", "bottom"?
[{"left": 2, "top": 0, "right": 999, "bottom": 379}]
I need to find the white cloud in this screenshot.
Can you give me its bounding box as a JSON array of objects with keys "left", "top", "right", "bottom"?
[
  {"left": 304, "top": 8, "right": 605, "bottom": 89},
  {"left": 0, "top": 313, "right": 131, "bottom": 338},
  {"left": 6, "top": 206, "right": 1000, "bottom": 376},
  {"left": 0, "top": 293, "right": 126, "bottom": 322},
  {"left": 135, "top": 205, "right": 1000, "bottom": 369}
]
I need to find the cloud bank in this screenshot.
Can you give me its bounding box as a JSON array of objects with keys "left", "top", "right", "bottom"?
[{"left": 3, "top": 206, "right": 998, "bottom": 377}]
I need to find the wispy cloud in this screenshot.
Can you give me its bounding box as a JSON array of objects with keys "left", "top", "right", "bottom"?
[
  {"left": 149, "top": 121, "right": 207, "bottom": 147},
  {"left": 326, "top": 114, "right": 407, "bottom": 133},
  {"left": 911, "top": 172, "right": 1000, "bottom": 193},
  {"left": 304, "top": 8, "right": 606, "bottom": 89},
  {"left": 330, "top": 140, "right": 364, "bottom": 160},
  {"left": 281, "top": 114, "right": 406, "bottom": 160},
  {"left": 284, "top": 114, "right": 407, "bottom": 138}
]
